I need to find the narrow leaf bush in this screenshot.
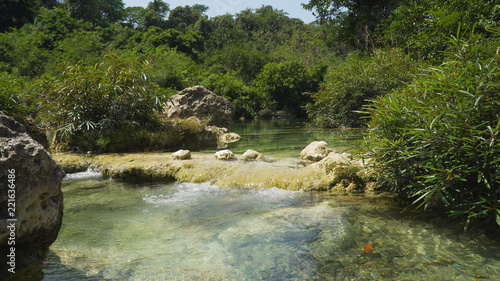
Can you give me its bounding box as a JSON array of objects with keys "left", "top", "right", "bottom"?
[
  {"left": 39, "top": 52, "right": 168, "bottom": 151},
  {"left": 363, "top": 32, "right": 500, "bottom": 227}
]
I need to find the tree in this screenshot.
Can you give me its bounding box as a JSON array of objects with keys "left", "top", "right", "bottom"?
[
  {"left": 306, "top": 48, "right": 416, "bottom": 128},
  {"left": 382, "top": 0, "right": 500, "bottom": 62},
  {"left": 142, "top": 0, "right": 169, "bottom": 29},
  {"left": 123, "top": 6, "right": 145, "bottom": 28},
  {"left": 63, "top": 0, "right": 124, "bottom": 25},
  {"left": 0, "top": 0, "right": 41, "bottom": 31},
  {"left": 302, "top": 0, "right": 399, "bottom": 49},
  {"left": 256, "top": 60, "right": 321, "bottom": 116},
  {"left": 168, "top": 5, "right": 208, "bottom": 32}
]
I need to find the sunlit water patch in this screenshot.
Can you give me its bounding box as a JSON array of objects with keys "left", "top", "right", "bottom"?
[{"left": 9, "top": 177, "right": 500, "bottom": 280}]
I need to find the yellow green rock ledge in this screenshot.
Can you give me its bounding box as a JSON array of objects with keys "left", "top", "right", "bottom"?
[{"left": 52, "top": 152, "right": 377, "bottom": 192}]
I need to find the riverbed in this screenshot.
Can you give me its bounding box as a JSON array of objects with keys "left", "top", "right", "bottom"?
[{"left": 9, "top": 170, "right": 500, "bottom": 280}]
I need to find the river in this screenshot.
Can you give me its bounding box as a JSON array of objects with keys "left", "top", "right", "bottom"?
[{"left": 8, "top": 120, "right": 500, "bottom": 280}]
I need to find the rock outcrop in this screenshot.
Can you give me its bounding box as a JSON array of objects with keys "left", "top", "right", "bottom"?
[
  {"left": 300, "top": 141, "right": 334, "bottom": 162},
  {"left": 0, "top": 112, "right": 65, "bottom": 275},
  {"left": 238, "top": 149, "right": 265, "bottom": 161},
  {"left": 164, "top": 85, "right": 235, "bottom": 128}
]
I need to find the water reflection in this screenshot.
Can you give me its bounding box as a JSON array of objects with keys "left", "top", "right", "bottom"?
[{"left": 202, "top": 119, "right": 363, "bottom": 157}]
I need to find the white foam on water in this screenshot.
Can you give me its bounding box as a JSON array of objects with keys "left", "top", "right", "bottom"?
[
  {"left": 63, "top": 167, "right": 102, "bottom": 180},
  {"left": 143, "top": 182, "right": 221, "bottom": 205}
]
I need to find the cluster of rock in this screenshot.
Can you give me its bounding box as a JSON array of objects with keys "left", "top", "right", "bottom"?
[
  {"left": 172, "top": 148, "right": 266, "bottom": 162},
  {"left": 0, "top": 112, "right": 65, "bottom": 275},
  {"left": 300, "top": 141, "right": 374, "bottom": 191},
  {"left": 167, "top": 139, "right": 374, "bottom": 192}
]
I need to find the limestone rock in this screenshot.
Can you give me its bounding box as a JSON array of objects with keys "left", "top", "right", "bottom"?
[
  {"left": 164, "top": 85, "right": 235, "bottom": 128},
  {"left": 238, "top": 149, "right": 265, "bottom": 161},
  {"left": 300, "top": 141, "right": 334, "bottom": 162},
  {"left": 215, "top": 149, "right": 235, "bottom": 160},
  {"left": 172, "top": 150, "right": 191, "bottom": 160},
  {"left": 0, "top": 112, "right": 65, "bottom": 273},
  {"left": 311, "top": 152, "right": 353, "bottom": 170},
  {"left": 219, "top": 132, "right": 241, "bottom": 144}
]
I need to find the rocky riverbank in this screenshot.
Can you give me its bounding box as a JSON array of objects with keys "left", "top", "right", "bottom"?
[{"left": 53, "top": 147, "right": 377, "bottom": 192}]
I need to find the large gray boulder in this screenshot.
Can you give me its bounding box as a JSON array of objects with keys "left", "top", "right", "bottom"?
[
  {"left": 0, "top": 112, "right": 65, "bottom": 275},
  {"left": 164, "top": 85, "right": 235, "bottom": 128}
]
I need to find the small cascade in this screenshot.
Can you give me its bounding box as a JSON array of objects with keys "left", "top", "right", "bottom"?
[{"left": 63, "top": 166, "right": 102, "bottom": 180}]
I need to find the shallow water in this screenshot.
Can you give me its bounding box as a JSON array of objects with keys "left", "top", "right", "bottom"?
[
  {"left": 9, "top": 171, "right": 500, "bottom": 280},
  {"left": 202, "top": 119, "right": 363, "bottom": 157}
]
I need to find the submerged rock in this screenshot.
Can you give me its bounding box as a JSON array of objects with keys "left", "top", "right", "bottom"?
[
  {"left": 300, "top": 141, "right": 334, "bottom": 162},
  {"left": 164, "top": 85, "right": 235, "bottom": 128},
  {"left": 215, "top": 149, "right": 235, "bottom": 161},
  {"left": 0, "top": 112, "right": 65, "bottom": 275},
  {"left": 172, "top": 150, "right": 191, "bottom": 160},
  {"left": 238, "top": 149, "right": 265, "bottom": 161}
]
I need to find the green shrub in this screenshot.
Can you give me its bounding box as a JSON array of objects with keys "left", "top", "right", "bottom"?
[
  {"left": 201, "top": 70, "right": 265, "bottom": 118},
  {"left": 306, "top": 48, "right": 418, "bottom": 128},
  {"left": 362, "top": 32, "right": 500, "bottom": 227},
  {"left": 0, "top": 72, "right": 36, "bottom": 116},
  {"left": 382, "top": 0, "right": 500, "bottom": 63},
  {"left": 256, "top": 60, "right": 323, "bottom": 116},
  {"left": 39, "top": 52, "right": 168, "bottom": 150}
]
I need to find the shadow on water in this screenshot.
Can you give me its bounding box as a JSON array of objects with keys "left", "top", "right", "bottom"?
[{"left": 4, "top": 250, "right": 101, "bottom": 281}]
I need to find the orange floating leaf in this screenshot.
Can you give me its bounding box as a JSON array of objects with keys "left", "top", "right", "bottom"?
[{"left": 364, "top": 243, "right": 373, "bottom": 253}]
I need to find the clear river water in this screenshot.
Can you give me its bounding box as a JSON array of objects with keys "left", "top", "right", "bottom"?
[{"left": 8, "top": 120, "right": 500, "bottom": 280}]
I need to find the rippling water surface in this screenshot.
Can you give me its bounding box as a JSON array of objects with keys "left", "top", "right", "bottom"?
[
  {"left": 9, "top": 170, "right": 500, "bottom": 280},
  {"left": 201, "top": 119, "right": 363, "bottom": 157},
  {"left": 8, "top": 121, "right": 500, "bottom": 280}
]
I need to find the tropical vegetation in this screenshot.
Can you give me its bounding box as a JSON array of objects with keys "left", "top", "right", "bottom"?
[{"left": 1, "top": 0, "right": 499, "bottom": 227}]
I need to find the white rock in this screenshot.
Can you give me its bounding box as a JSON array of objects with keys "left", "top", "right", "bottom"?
[
  {"left": 215, "top": 149, "right": 235, "bottom": 160},
  {"left": 238, "top": 149, "right": 265, "bottom": 161},
  {"left": 172, "top": 149, "right": 191, "bottom": 160},
  {"left": 300, "top": 141, "right": 334, "bottom": 162}
]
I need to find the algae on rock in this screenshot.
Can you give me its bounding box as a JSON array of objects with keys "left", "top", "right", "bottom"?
[{"left": 54, "top": 151, "right": 378, "bottom": 192}]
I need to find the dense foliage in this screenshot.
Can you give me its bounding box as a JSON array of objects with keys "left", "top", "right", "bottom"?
[
  {"left": 363, "top": 33, "right": 500, "bottom": 227},
  {"left": 1, "top": 0, "right": 499, "bottom": 227},
  {"left": 38, "top": 52, "right": 167, "bottom": 151},
  {"left": 306, "top": 48, "right": 417, "bottom": 128},
  {"left": 382, "top": 0, "right": 500, "bottom": 62}
]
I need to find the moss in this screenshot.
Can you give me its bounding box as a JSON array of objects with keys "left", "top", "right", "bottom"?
[
  {"left": 52, "top": 153, "right": 94, "bottom": 173},
  {"left": 54, "top": 152, "right": 376, "bottom": 193}
]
